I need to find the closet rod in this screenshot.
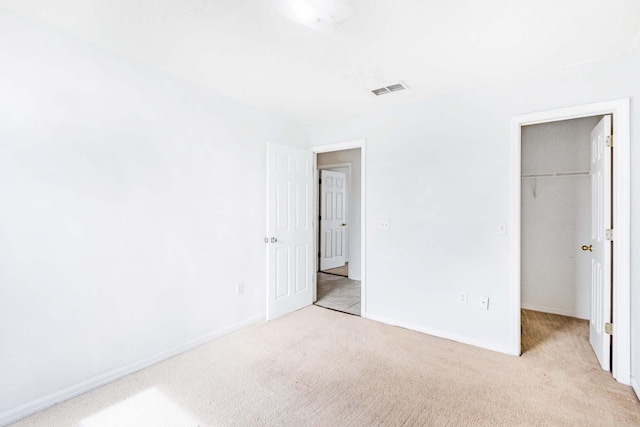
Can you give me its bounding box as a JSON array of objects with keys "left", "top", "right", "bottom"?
[{"left": 521, "top": 171, "right": 589, "bottom": 178}]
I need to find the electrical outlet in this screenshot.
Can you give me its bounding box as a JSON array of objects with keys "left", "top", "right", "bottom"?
[
  {"left": 380, "top": 219, "right": 390, "bottom": 230},
  {"left": 480, "top": 296, "right": 489, "bottom": 310},
  {"left": 236, "top": 283, "right": 244, "bottom": 296},
  {"left": 458, "top": 292, "right": 468, "bottom": 304}
]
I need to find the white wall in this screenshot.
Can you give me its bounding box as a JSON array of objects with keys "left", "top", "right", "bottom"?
[
  {"left": 0, "top": 12, "right": 306, "bottom": 418},
  {"left": 317, "top": 149, "right": 362, "bottom": 281},
  {"left": 308, "top": 49, "right": 640, "bottom": 369},
  {"left": 521, "top": 117, "right": 601, "bottom": 319},
  {"left": 2, "top": 10, "right": 640, "bottom": 418}
]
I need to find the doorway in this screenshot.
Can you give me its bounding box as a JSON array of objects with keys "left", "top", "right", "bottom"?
[
  {"left": 520, "top": 115, "right": 605, "bottom": 367},
  {"left": 312, "top": 140, "right": 366, "bottom": 317},
  {"left": 265, "top": 139, "right": 366, "bottom": 322},
  {"left": 510, "top": 99, "right": 630, "bottom": 385}
]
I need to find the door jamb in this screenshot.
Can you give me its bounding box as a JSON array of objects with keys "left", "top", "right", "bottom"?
[
  {"left": 510, "top": 99, "right": 630, "bottom": 384},
  {"left": 311, "top": 139, "right": 366, "bottom": 317}
]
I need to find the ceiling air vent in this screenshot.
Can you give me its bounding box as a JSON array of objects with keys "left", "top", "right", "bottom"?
[{"left": 371, "top": 82, "right": 408, "bottom": 96}]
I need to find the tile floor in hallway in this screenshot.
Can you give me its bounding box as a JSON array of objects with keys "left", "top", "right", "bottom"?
[
  {"left": 321, "top": 262, "right": 349, "bottom": 277},
  {"left": 314, "top": 272, "right": 361, "bottom": 315}
]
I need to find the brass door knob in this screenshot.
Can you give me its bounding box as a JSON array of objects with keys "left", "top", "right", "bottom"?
[{"left": 581, "top": 245, "right": 592, "bottom": 252}]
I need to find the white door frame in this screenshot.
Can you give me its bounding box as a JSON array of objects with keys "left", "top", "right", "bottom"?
[
  {"left": 318, "top": 163, "right": 352, "bottom": 267},
  {"left": 510, "top": 99, "right": 630, "bottom": 384},
  {"left": 311, "top": 139, "right": 366, "bottom": 317}
]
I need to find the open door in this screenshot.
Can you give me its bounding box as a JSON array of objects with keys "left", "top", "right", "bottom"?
[
  {"left": 588, "top": 115, "right": 612, "bottom": 370},
  {"left": 320, "top": 170, "right": 347, "bottom": 271},
  {"left": 266, "top": 143, "right": 313, "bottom": 320}
]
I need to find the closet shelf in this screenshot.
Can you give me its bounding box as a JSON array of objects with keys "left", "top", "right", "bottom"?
[{"left": 521, "top": 171, "right": 589, "bottom": 179}]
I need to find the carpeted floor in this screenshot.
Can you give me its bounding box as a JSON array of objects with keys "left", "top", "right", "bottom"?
[{"left": 11, "top": 307, "right": 640, "bottom": 426}]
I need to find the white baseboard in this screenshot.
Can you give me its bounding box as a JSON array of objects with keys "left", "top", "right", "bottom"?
[
  {"left": 0, "top": 314, "right": 264, "bottom": 427},
  {"left": 520, "top": 303, "right": 588, "bottom": 320},
  {"left": 632, "top": 377, "right": 640, "bottom": 401},
  {"left": 364, "top": 313, "right": 518, "bottom": 356}
]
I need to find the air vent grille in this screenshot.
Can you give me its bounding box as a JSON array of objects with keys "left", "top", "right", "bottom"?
[
  {"left": 372, "top": 87, "right": 390, "bottom": 96},
  {"left": 371, "top": 82, "right": 408, "bottom": 96}
]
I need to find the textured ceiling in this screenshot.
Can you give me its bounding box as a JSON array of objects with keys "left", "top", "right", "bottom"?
[{"left": 1, "top": 0, "right": 640, "bottom": 124}]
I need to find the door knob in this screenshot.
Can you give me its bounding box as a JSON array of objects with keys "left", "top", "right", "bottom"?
[
  {"left": 270, "top": 237, "right": 278, "bottom": 243},
  {"left": 341, "top": 223, "right": 347, "bottom": 226},
  {"left": 581, "top": 245, "right": 592, "bottom": 252}
]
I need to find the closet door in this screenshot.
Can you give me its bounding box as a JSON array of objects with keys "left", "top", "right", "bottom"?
[{"left": 588, "top": 115, "right": 612, "bottom": 370}]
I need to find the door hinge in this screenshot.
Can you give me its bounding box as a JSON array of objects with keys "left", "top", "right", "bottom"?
[
  {"left": 319, "top": 179, "right": 322, "bottom": 184},
  {"left": 605, "top": 322, "right": 613, "bottom": 335},
  {"left": 605, "top": 229, "right": 614, "bottom": 241},
  {"left": 606, "top": 135, "right": 613, "bottom": 148},
  {"left": 264, "top": 237, "right": 269, "bottom": 243},
  {"left": 318, "top": 215, "right": 321, "bottom": 221}
]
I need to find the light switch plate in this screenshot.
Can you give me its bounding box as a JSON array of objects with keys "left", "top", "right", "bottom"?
[{"left": 496, "top": 222, "right": 507, "bottom": 235}]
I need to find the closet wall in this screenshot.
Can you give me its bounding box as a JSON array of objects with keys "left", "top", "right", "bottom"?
[{"left": 521, "top": 116, "right": 602, "bottom": 319}]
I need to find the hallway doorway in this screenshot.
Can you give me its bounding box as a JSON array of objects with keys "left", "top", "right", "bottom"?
[{"left": 312, "top": 141, "right": 365, "bottom": 317}]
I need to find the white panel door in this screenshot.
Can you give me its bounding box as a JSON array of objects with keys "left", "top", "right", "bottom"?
[
  {"left": 266, "top": 143, "right": 313, "bottom": 320},
  {"left": 588, "top": 115, "right": 612, "bottom": 370},
  {"left": 320, "top": 170, "right": 347, "bottom": 271}
]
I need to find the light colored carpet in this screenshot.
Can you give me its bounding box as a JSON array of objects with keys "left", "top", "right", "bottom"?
[
  {"left": 11, "top": 307, "right": 640, "bottom": 426},
  {"left": 314, "top": 272, "right": 361, "bottom": 315},
  {"left": 321, "top": 262, "right": 348, "bottom": 277},
  {"left": 521, "top": 309, "right": 593, "bottom": 356}
]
